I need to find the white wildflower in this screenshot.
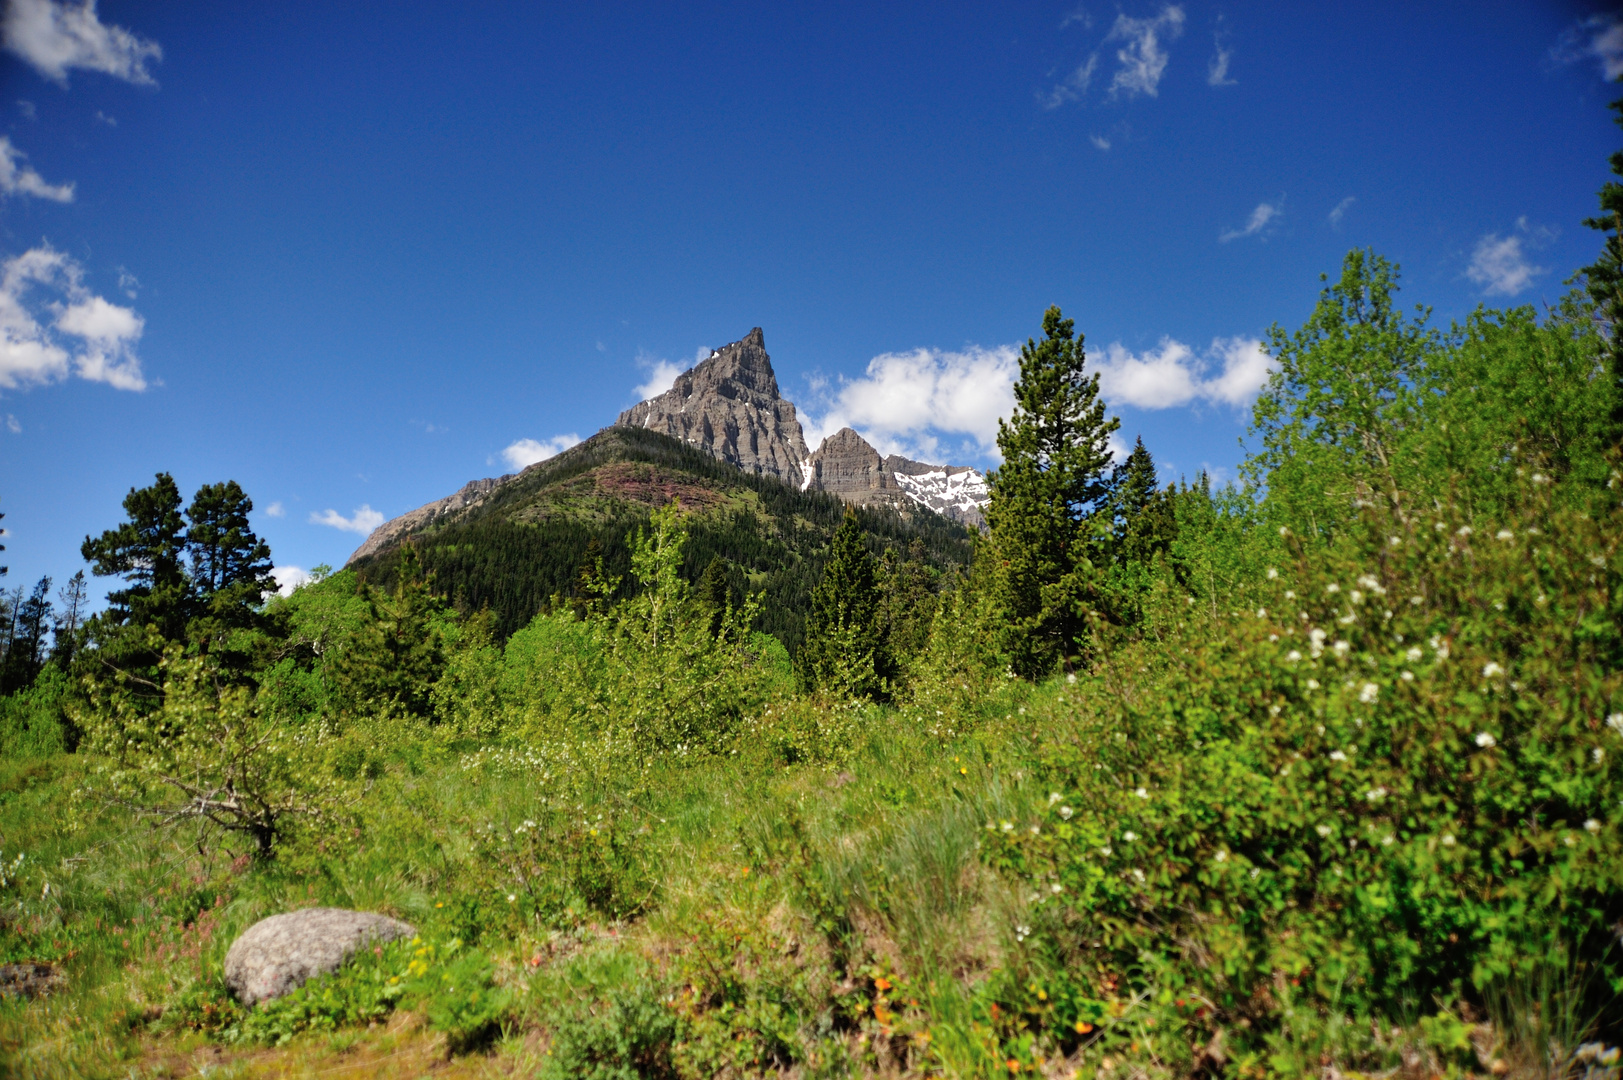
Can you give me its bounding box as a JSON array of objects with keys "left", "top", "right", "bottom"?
[
  {"left": 1594, "top": 748, "right": 1605, "bottom": 764},
  {"left": 1329, "top": 750, "right": 1348, "bottom": 762},
  {"left": 1607, "top": 713, "right": 1623, "bottom": 735},
  {"left": 1214, "top": 849, "right": 1228, "bottom": 862},
  {"left": 1482, "top": 662, "right": 1504, "bottom": 678},
  {"left": 1457, "top": 526, "right": 1473, "bottom": 537},
  {"left": 1430, "top": 635, "right": 1450, "bottom": 660},
  {"left": 1309, "top": 627, "right": 1328, "bottom": 656},
  {"left": 1307, "top": 679, "right": 1321, "bottom": 690},
  {"left": 1060, "top": 806, "right": 1073, "bottom": 820},
  {"left": 1122, "top": 831, "right": 1139, "bottom": 842},
  {"left": 1359, "top": 683, "right": 1379, "bottom": 704},
  {"left": 1365, "top": 786, "right": 1387, "bottom": 802},
  {"left": 1000, "top": 821, "right": 1013, "bottom": 832},
  {"left": 1316, "top": 824, "right": 1333, "bottom": 837},
  {"left": 1406, "top": 647, "right": 1423, "bottom": 663},
  {"left": 1100, "top": 846, "right": 1112, "bottom": 856},
  {"left": 1387, "top": 536, "right": 1402, "bottom": 547},
  {"left": 1590, "top": 555, "right": 1607, "bottom": 568},
  {"left": 1564, "top": 834, "right": 1577, "bottom": 847},
  {"left": 1134, "top": 787, "right": 1149, "bottom": 799},
  {"left": 1381, "top": 835, "right": 1395, "bottom": 846},
  {"left": 1285, "top": 589, "right": 1296, "bottom": 600},
  {"left": 1326, "top": 583, "right": 1341, "bottom": 594},
  {"left": 1050, "top": 882, "right": 1064, "bottom": 893},
  {"left": 1401, "top": 671, "right": 1414, "bottom": 682},
  {"left": 1267, "top": 567, "right": 1279, "bottom": 580},
  {"left": 1333, "top": 640, "right": 1351, "bottom": 657},
  {"left": 1585, "top": 819, "right": 1602, "bottom": 834},
  {"left": 1350, "top": 590, "right": 1364, "bottom": 605},
  {"left": 507, "top": 894, "right": 517, "bottom": 903},
  {"left": 1257, "top": 608, "right": 1268, "bottom": 619},
  {"left": 1286, "top": 650, "right": 1303, "bottom": 663},
  {"left": 1131, "top": 868, "right": 1146, "bottom": 883},
  {"left": 1048, "top": 792, "right": 1062, "bottom": 806},
  {"left": 1495, "top": 529, "right": 1514, "bottom": 541},
  {"left": 1441, "top": 833, "right": 1456, "bottom": 846},
  {"left": 1476, "top": 732, "right": 1497, "bottom": 748}
]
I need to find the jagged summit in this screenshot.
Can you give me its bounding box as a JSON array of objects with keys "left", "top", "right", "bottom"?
[{"left": 614, "top": 328, "right": 810, "bottom": 483}]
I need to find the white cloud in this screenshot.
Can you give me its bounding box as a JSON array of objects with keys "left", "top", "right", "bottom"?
[
  {"left": 0, "top": 244, "right": 146, "bottom": 391},
  {"left": 1090, "top": 133, "right": 1111, "bottom": 151},
  {"left": 3, "top": 0, "right": 160, "bottom": 85},
  {"left": 805, "top": 345, "right": 1021, "bottom": 461},
  {"left": 309, "top": 505, "right": 385, "bottom": 536},
  {"left": 1106, "top": 5, "right": 1185, "bottom": 100},
  {"left": 1060, "top": 6, "right": 1092, "bottom": 30},
  {"left": 1207, "top": 39, "right": 1235, "bottom": 86},
  {"left": 1043, "top": 53, "right": 1098, "bottom": 109},
  {"left": 1220, "top": 199, "right": 1282, "bottom": 242},
  {"left": 4, "top": 413, "right": 18, "bottom": 434},
  {"left": 116, "top": 267, "right": 138, "bottom": 298},
  {"left": 0, "top": 136, "right": 72, "bottom": 201},
  {"left": 1095, "top": 336, "right": 1273, "bottom": 410},
  {"left": 1465, "top": 218, "right": 1553, "bottom": 297},
  {"left": 1553, "top": 15, "right": 1623, "bottom": 80},
  {"left": 271, "top": 565, "right": 312, "bottom": 598},
  {"left": 501, "top": 434, "right": 582, "bottom": 470},
  {"left": 633, "top": 351, "right": 685, "bottom": 400},
  {"left": 93, "top": 109, "right": 113, "bottom": 125},
  {"left": 16, "top": 100, "right": 35, "bottom": 120},
  {"left": 264, "top": 501, "right": 285, "bottom": 518},
  {"left": 1328, "top": 196, "right": 1356, "bottom": 227}
]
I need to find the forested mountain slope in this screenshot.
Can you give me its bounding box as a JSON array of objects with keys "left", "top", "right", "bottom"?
[{"left": 349, "top": 426, "right": 974, "bottom": 648}]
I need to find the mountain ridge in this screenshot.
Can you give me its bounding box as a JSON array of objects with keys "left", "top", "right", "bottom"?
[{"left": 348, "top": 327, "right": 990, "bottom": 566}]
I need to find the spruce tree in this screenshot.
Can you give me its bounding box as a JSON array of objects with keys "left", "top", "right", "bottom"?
[
  {"left": 986, "top": 305, "right": 1120, "bottom": 676},
  {"left": 1109, "top": 436, "right": 1176, "bottom": 566},
  {"left": 696, "top": 555, "right": 731, "bottom": 638},
  {"left": 1581, "top": 94, "right": 1623, "bottom": 448},
  {"left": 799, "top": 508, "right": 890, "bottom": 698}
]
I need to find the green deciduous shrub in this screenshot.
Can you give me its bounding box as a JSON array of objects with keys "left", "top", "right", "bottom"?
[{"left": 981, "top": 474, "right": 1623, "bottom": 1072}]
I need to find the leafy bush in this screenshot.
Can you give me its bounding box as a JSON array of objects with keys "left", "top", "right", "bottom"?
[
  {"left": 981, "top": 475, "right": 1623, "bottom": 1071},
  {"left": 536, "top": 950, "right": 679, "bottom": 1080}
]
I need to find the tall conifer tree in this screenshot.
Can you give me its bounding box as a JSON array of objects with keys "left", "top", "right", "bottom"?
[
  {"left": 986, "top": 305, "right": 1119, "bottom": 676},
  {"left": 1580, "top": 93, "right": 1623, "bottom": 447},
  {"left": 799, "top": 508, "right": 890, "bottom": 698}
]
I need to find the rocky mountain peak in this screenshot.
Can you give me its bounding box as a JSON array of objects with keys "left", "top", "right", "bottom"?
[{"left": 615, "top": 328, "right": 810, "bottom": 482}]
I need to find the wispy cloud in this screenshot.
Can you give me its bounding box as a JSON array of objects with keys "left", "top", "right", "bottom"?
[
  {"left": 1328, "top": 196, "right": 1356, "bottom": 227},
  {"left": 1043, "top": 53, "right": 1099, "bottom": 109},
  {"left": 264, "top": 501, "right": 285, "bottom": 518},
  {"left": 1107, "top": 5, "right": 1186, "bottom": 100},
  {"left": 116, "top": 267, "right": 138, "bottom": 298},
  {"left": 2, "top": 0, "right": 162, "bottom": 86},
  {"left": 1220, "top": 199, "right": 1283, "bottom": 243},
  {"left": 1207, "top": 35, "right": 1235, "bottom": 86},
  {"left": 0, "top": 244, "right": 145, "bottom": 391},
  {"left": 500, "top": 434, "right": 581, "bottom": 470},
  {"left": 1096, "top": 337, "right": 1274, "bottom": 409},
  {"left": 1466, "top": 217, "right": 1555, "bottom": 297},
  {"left": 309, "top": 505, "right": 385, "bottom": 536},
  {"left": 1089, "top": 133, "right": 1111, "bottom": 151},
  {"left": 632, "top": 349, "right": 686, "bottom": 400},
  {"left": 1060, "top": 5, "right": 1092, "bottom": 30},
  {"left": 1552, "top": 14, "right": 1623, "bottom": 80},
  {"left": 5, "top": 414, "right": 19, "bottom": 434},
  {"left": 0, "top": 136, "right": 72, "bottom": 202}
]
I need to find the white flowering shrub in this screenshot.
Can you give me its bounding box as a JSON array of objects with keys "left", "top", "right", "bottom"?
[{"left": 981, "top": 476, "right": 1622, "bottom": 1073}]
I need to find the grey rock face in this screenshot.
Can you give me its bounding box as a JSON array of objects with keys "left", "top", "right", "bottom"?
[
  {"left": 347, "top": 474, "right": 511, "bottom": 565},
  {"left": 802, "top": 427, "right": 907, "bottom": 508},
  {"left": 615, "top": 327, "right": 811, "bottom": 482},
  {"left": 224, "top": 908, "right": 416, "bottom": 1006},
  {"left": 884, "top": 455, "right": 989, "bottom": 529}
]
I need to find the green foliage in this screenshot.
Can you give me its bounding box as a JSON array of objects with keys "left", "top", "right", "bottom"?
[
  {"left": 799, "top": 508, "right": 891, "bottom": 700},
  {"left": 326, "top": 545, "right": 448, "bottom": 723},
  {"left": 0, "top": 664, "right": 71, "bottom": 756},
  {"left": 986, "top": 305, "right": 1120, "bottom": 676},
  {"left": 535, "top": 949, "right": 679, "bottom": 1080},
  {"left": 981, "top": 475, "right": 1623, "bottom": 1071},
  {"left": 77, "top": 644, "right": 344, "bottom": 857},
  {"left": 1580, "top": 93, "right": 1623, "bottom": 446},
  {"left": 351, "top": 427, "right": 973, "bottom": 651}
]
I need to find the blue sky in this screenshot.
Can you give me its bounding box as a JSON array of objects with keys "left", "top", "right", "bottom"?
[{"left": 1, "top": 0, "right": 1619, "bottom": 598}]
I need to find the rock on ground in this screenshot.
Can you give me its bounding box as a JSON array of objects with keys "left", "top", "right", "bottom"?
[{"left": 224, "top": 907, "right": 416, "bottom": 1006}]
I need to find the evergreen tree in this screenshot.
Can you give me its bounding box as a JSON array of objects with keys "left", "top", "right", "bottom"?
[
  {"left": 51, "top": 571, "right": 88, "bottom": 668},
  {"left": 81, "top": 473, "right": 190, "bottom": 642},
  {"left": 985, "top": 305, "right": 1120, "bottom": 676},
  {"left": 878, "top": 538, "right": 939, "bottom": 666},
  {"left": 1580, "top": 93, "right": 1623, "bottom": 448},
  {"left": 799, "top": 508, "right": 890, "bottom": 699},
  {"left": 1108, "top": 437, "right": 1176, "bottom": 566},
  {"left": 696, "top": 555, "right": 731, "bottom": 638},
  {"left": 185, "top": 481, "right": 276, "bottom": 618},
  {"left": 329, "top": 544, "right": 446, "bottom": 721},
  {"left": 0, "top": 577, "right": 51, "bottom": 693}
]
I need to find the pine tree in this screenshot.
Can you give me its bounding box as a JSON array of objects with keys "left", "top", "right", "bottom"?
[
  {"left": 329, "top": 544, "right": 447, "bottom": 722},
  {"left": 799, "top": 508, "right": 891, "bottom": 698},
  {"left": 81, "top": 473, "right": 190, "bottom": 642},
  {"left": 0, "top": 577, "right": 51, "bottom": 693},
  {"left": 1108, "top": 436, "right": 1176, "bottom": 566},
  {"left": 52, "top": 570, "right": 88, "bottom": 668},
  {"left": 1580, "top": 93, "right": 1623, "bottom": 448},
  {"left": 986, "top": 305, "right": 1120, "bottom": 676},
  {"left": 696, "top": 555, "right": 731, "bottom": 638}
]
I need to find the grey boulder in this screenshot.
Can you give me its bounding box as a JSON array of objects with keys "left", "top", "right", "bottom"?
[{"left": 223, "top": 907, "right": 416, "bottom": 1005}]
